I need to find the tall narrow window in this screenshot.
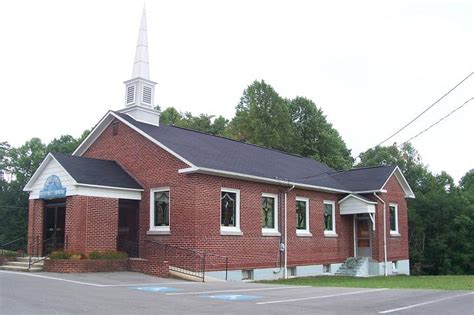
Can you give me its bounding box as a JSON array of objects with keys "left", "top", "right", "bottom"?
[
  {"left": 221, "top": 188, "right": 241, "bottom": 235},
  {"left": 262, "top": 193, "right": 279, "bottom": 235},
  {"left": 296, "top": 197, "right": 311, "bottom": 236},
  {"left": 324, "top": 200, "right": 336, "bottom": 236},
  {"left": 149, "top": 187, "right": 170, "bottom": 233},
  {"left": 389, "top": 204, "right": 399, "bottom": 235}
]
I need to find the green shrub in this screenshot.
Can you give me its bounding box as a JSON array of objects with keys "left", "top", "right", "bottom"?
[
  {"left": 1, "top": 250, "right": 18, "bottom": 257},
  {"left": 49, "top": 250, "right": 85, "bottom": 260},
  {"left": 88, "top": 250, "right": 128, "bottom": 260}
]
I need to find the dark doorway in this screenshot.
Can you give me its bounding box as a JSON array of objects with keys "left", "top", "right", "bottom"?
[
  {"left": 43, "top": 199, "right": 66, "bottom": 255},
  {"left": 117, "top": 199, "right": 139, "bottom": 257}
]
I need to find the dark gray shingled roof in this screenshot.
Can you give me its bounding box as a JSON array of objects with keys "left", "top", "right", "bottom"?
[
  {"left": 114, "top": 112, "right": 396, "bottom": 192},
  {"left": 52, "top": 152, "right": 142, "bottom": 190}
]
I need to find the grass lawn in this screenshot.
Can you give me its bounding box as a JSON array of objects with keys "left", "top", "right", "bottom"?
[{"left": 259, "top": 275, "right": 474, "bottom": 291}]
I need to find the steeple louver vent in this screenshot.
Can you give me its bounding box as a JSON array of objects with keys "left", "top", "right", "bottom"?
[
  {"left": 127, "top": 85, "right": 135, "bottom": 104},
  {"left": 143, "top": 86, "right": 152, "bottom": 104}
]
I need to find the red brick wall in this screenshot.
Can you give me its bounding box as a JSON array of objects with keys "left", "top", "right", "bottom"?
[
  {"left": 27, "top": 199, "right": 43, "bottom": 256},
  {"left": 44, "top": 259, "right": 127, "bottom": 273},
  {"left": 85, "top": 197, "right": 119, "bottom": 254},
  {"left": 82, "top": 120, "right": 357, "bottom": 269},
  {"left": 64, "top": 195, "right": 118, "bottom": 255},
  {"left": 65, "top": 196, "right": 87, "bottom": 253},
  {"left": 383, "top": 176, "right": 409, "bottom": 261},
  {"left": 128, "top": 258, "right": 169, "bottom": 277},
  {"left": 371, "top": 175, "right": 409, "bottom": 262}
]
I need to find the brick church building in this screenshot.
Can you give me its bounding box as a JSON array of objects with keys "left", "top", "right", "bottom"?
[{"left": 24, "top": 9, "right": 414, "bottom": 280}]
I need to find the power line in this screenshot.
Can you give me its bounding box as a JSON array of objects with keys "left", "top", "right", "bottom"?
[
  {"left": 376, "top": 72, "right": 474, "bottom": 147},
  {"left": 399, "top": 97, "right": 474, "bottom": 146}
]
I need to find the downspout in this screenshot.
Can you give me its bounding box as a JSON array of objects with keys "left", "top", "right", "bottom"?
[
  {"left": 284, "top": 184, "right": 295, "bottom": 279},
  {"left": 373, "top": 192, "right": 388, "bottom": 276}
]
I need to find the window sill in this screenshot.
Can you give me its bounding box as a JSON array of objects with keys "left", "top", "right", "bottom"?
[
  {"left": 324, "top": 232, "right": 338, "bottom": 238},
  {"left": 296, "top": 231, "right": 313, "bottom": 237},
  {"left": 147, "top": 229, "right": 171, "bottom": 235},
  {"left": 220, "top": 229, "right": 243, "bottom": 236},
  {"left": 262, "top": 230, "right": 281, "bottom": 237},
  {"left": 390, "top": 232, "right": 401, "bottom": 237}
]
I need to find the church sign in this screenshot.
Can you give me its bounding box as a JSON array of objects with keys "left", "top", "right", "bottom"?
[{"left": 39, "top": 175, "right": 67, "bottom": 199}]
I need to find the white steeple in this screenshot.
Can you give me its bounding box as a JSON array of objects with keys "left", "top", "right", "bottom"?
[
  {"left": 119, "top": 6, "right": 160, "bottom": 126},
  {"left": 132, "top": 7, "right": 150, "bottom": 80}
]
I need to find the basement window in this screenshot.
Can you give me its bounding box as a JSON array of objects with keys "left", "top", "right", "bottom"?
[
  {"left": 323, "top": 264, "right": 331, "bottom": 274},
  {"left": 242, "top": 269, "right": 254, "bottom": 280},
  {"left": 288, "top": 267, "right": 297, "bottom": 277},
  {"left": 392, "top": 261, "right": 399, "bottom": 273}
]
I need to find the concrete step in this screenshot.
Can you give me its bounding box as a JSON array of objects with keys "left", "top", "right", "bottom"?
[
  {"left": 6, "top": 261, "right": 44, "bottom": 267},
  {"left": 15, "top": 256, "right": 44, "bottom": 263},
  {"left": 0, "top": 265, "right": 43, "bottom": 272}
]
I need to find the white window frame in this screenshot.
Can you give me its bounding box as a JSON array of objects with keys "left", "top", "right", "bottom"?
[
  {"left": 261, "top": 193, "right": 280, "bottom": 236},
  {"left": 148, "top": 187, "right": 171, "bottom": 234},
  {"left": 296, "top": 197, "right": 312, "bottom": 237},
  {"left": 323, "top": 200, "right": 337, "bottom": 236},
  {"left": 220, "top": 188, "right": 242, "bottom": 235},
  {"left": 389, "top": 203, "right": 399, "bottom": 235}
]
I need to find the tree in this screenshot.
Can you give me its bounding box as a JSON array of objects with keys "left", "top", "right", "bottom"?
[
  {"left": 231, "top": 80, "right": 292, "bottom": 151},
  {"left": 160, "top": 107, "right": 182, "bottom": 125},
  {"left": 358, "top": 144, "right": 474, "bottom": 275},
  {"left": 288, "top": 97, "right": 353, "bottom": 170}
]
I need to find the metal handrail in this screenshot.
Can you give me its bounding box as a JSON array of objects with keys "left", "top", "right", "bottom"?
[
  {"left": 28, "top": 236, "right": 58, "bottom": 269},
  {"left": 1, "top": 237, "right": 28, "bottom": 263},
  {"left": 144, "top": 240, "right": 228, "bottom": 281},
  {"left": 1, "top": 237, "right": 25, "bottom": 248}
]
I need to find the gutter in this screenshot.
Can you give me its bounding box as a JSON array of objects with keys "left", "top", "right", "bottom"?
[
  {"left": 373, "top": 192, "right": 388, "bottom": 276},
  {"left": 284, "top": 184, "right": 295, "bottom": 279}
]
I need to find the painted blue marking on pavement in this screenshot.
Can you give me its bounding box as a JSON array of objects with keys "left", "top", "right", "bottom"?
[
  {"left": 204, "top": 294, "right": 262, "bottom": 301},
  {"left": 131, "top": 286, "right": 182, "bottom": 292}
]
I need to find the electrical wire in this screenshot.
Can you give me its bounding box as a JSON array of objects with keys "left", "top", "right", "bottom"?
[
  {"left": 376, "top": 72, "right": 474, "bottom": 147},
  {"left": 399, "top": 97, "right": 474, "bottom": 146}
]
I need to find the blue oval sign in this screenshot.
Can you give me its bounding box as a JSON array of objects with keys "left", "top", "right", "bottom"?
[{"left": 39, "top": 175, "right": 67, "bottom": 199}]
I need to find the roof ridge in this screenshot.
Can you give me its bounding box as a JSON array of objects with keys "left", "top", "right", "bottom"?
[
  {"left": 52, "top": 152, "right": 117, "bottom": 164},
  {"left": 333, "top": 164, "right": 396, "bottom": 174}
]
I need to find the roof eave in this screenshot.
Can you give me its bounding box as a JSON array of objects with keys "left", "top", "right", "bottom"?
[{"left": 179, "top": 167, "right": 352, "bottom": 194}]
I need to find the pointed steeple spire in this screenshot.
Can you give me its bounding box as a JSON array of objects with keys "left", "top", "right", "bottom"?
[
  {"left": 119, "top": 6, "right": 160, "bottom": 126},
  {"left": 132, "top": 6, "right": 150, "bottom": 79}
]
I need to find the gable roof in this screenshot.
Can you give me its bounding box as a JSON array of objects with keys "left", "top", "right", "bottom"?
[
  {"left": 24, "top": 152, "right": 142, "bottom": 191},
  {"left": 72, "top": 111, "right": 415, "bottom": 197}
]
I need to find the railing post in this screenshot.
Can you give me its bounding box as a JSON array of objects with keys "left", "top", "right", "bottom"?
[
  {"left": 225, "top": 257, "right": 228, "bottom": 281},
  {"left": 202, "top": 253, "right": 206, "bottom": 282}
]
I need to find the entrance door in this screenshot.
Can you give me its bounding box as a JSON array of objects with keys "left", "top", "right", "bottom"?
[
  {"left": 43, "top": 200, "right": 66, "bottom": 255},
  {"left": 356, "top": 218, "right": 372, "bottom": 257},
  {"left": 117, "top": 199, "right": 139, "bottom": 257}
]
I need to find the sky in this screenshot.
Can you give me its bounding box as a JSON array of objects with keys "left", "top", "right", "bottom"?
[{"left": 0, "top": 0, "right": 473, "bottom": 181}]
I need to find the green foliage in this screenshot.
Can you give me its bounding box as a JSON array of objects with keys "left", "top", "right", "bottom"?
[
  {"left": 288, "top": 97, "right": 353, "bottom": 170},
  {"left": 358, "top": 144, "right": 474, "bottom": 275},
  {"left": 259, "top": 275, "right": 474, "bottom": 291},
  {"left": 88, "top": 250, "right": 128, "bottom": 260},
  {"left": 160, "top": 107, "right": 230, "bottom": 136},
  {"left": 49, "top": 250, "right": 85, "bottom": 260},
  {"left": 0, "top": 132, "right": 88, "bottom": 244},
  {"left": 231, "top": 80, "right": 292, "bottom": 151}
]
